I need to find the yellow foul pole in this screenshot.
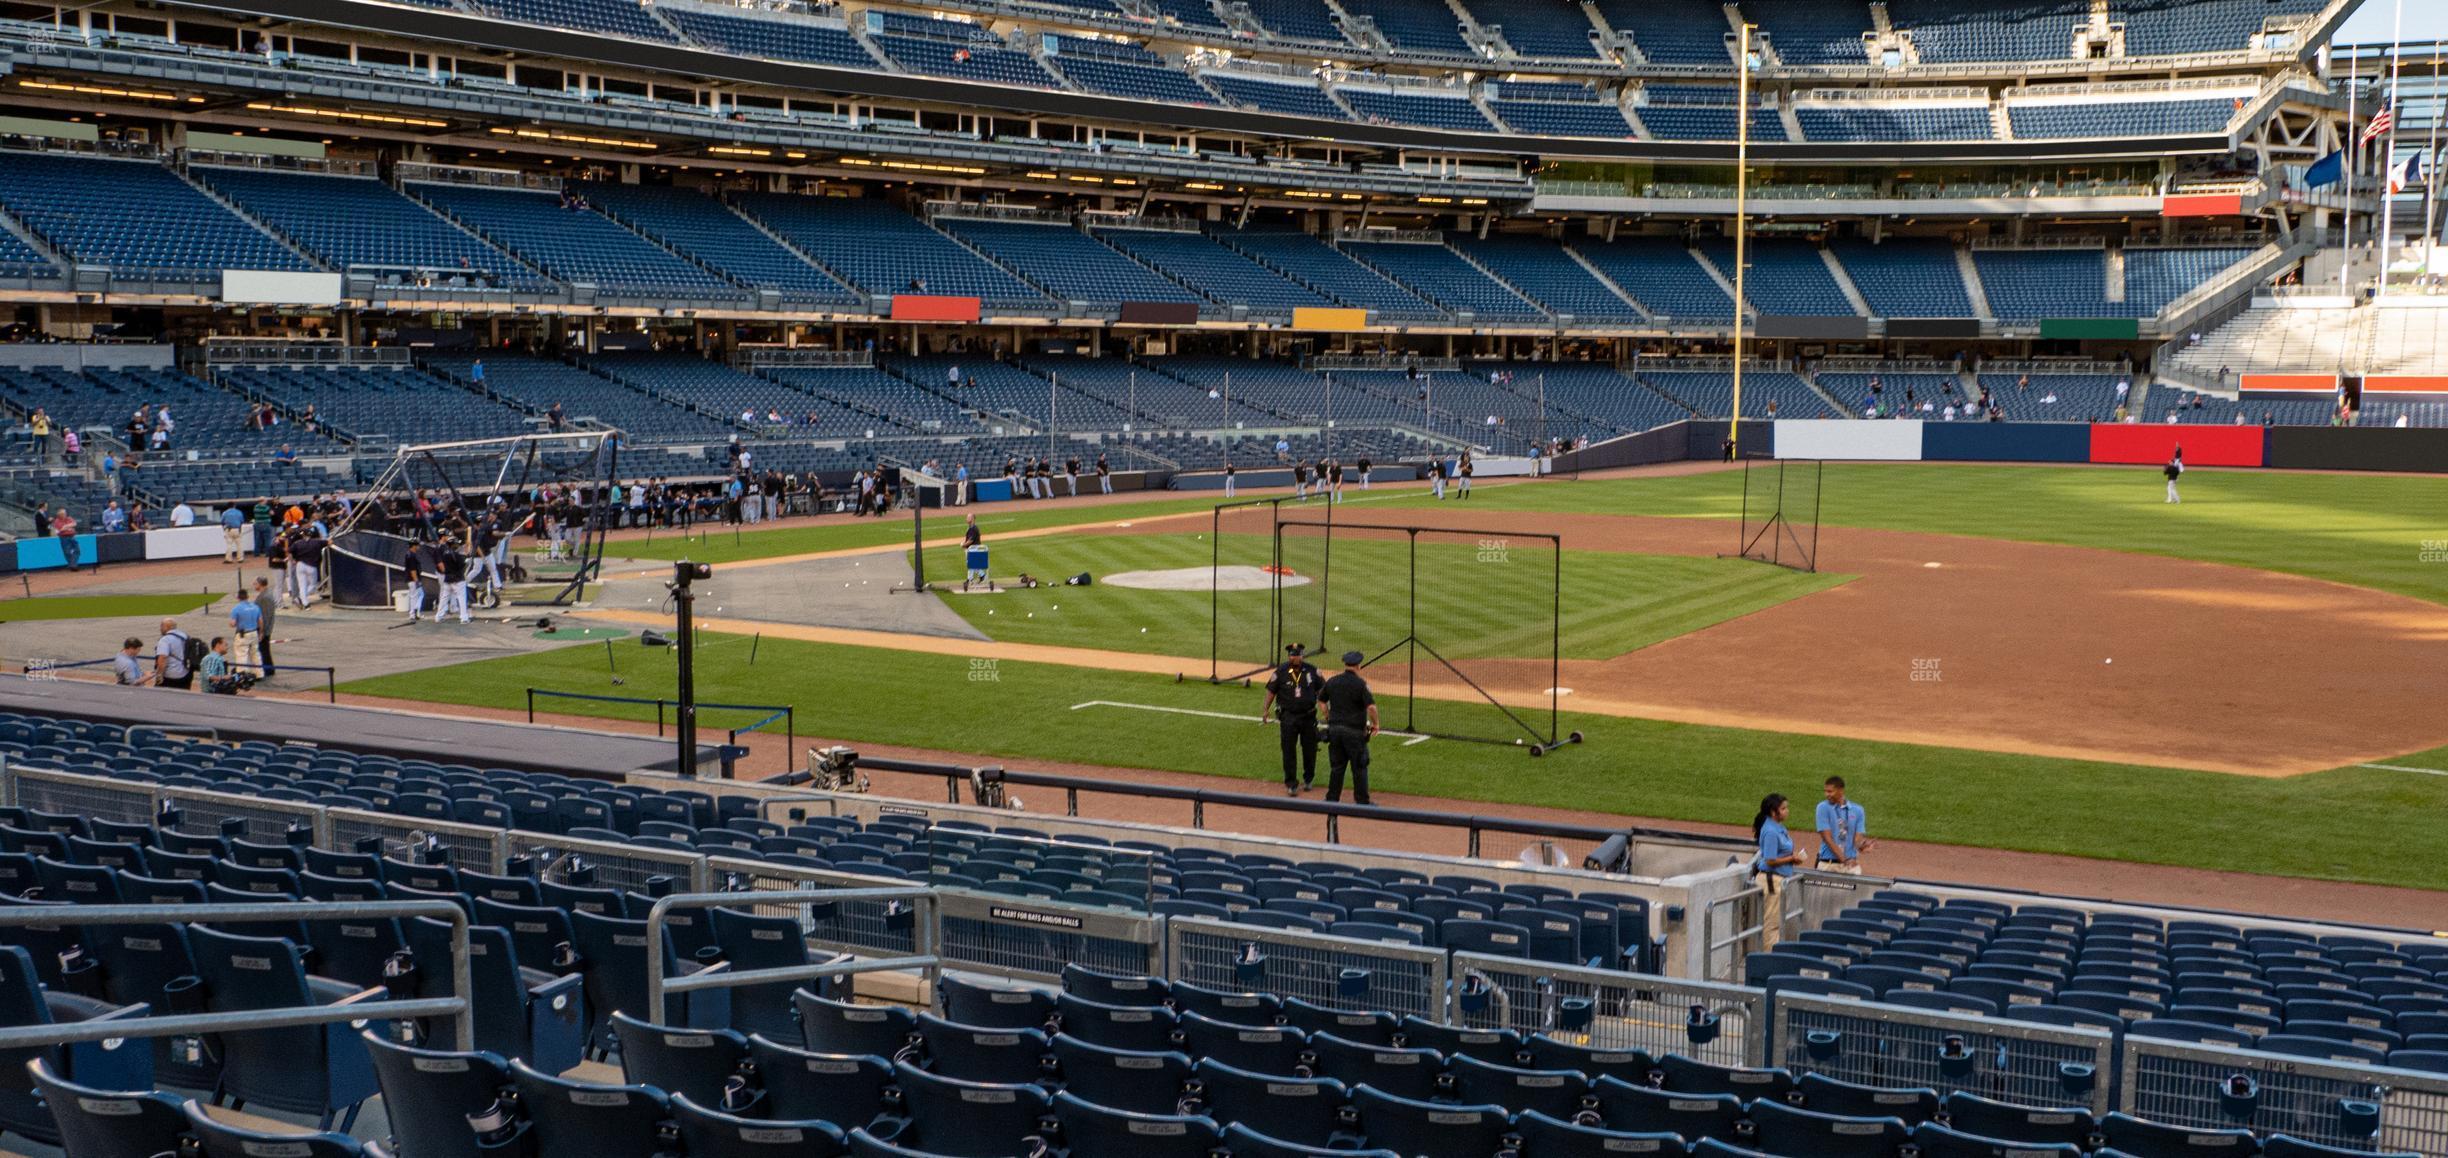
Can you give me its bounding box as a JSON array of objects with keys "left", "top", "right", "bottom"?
[{"left": 1729, "top": 23, "right": 1754, "bottom": 458}]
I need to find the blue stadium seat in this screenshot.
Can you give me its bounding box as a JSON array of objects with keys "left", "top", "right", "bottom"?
[
  {"left": 1397, "top": 1017, "right": 1522, "bottom": 1064},
  {"left": 1178, "top": 1011, "right": 1309, "bottom": 1075},
  {"left": 403, "top": 917, "right": 586, "bottom": 1074},
  {"left": 1749, "top": 1099, "right": 1912, "bottom": 1158},
  {"left": 1218, "top": 1122, "right": 1400, "bottom": 1158},
  {"left": 1796, "top": 1073, "right": 1939, "bottom": 1123},
  {"left": 916, "top": 1011, "right": 1051, "bottom": 1084},
  {"left": 613, "top": 1011, "right": 750, "bottom": 1106},
  {"left": 362, "top": 1034, "right": 517, "bottom": 1158},
  {"left": 889, "top": 1060, "right": 1053, "bottom": 1156},
  {"left": 1050, "top": 1034, "right": 1193, "bottom": 1114},
  {"left": 28, "top": 1058, "right": 186, "bottom": 1158},
  {"left": 940, "top": 974, "right": 1057, "bottom": 1029},
  {"left": 670, "top": 1091, "right": 849, "bottom": 1157},
  {"left": 1050, "top": 1089, "right": 1222, "bottom": 1157},
  {"left": 797, "top": 991, "right": 918, "bottom": 1057},
  {"left": 1940, "top": 1092, "right": 2097, "bottom": 1148},
  {"left": 1054, "top": 991, "right": 1179, "bottom": 1053},
  {"left": 1912, "top": 1119, "right": 2085, "bottom": 1158},
  {"left": 1590, "top": 1075, "right": 1747, "bottom": 1141},
  {"left": 1352, "top": 1084, "right": 1511, "bottom": 1155},
  {"left": 187, "top": 926, "right": 380, "bottom": 1132},
  {"left": 2097, "top": 1111, "right": 2257, "bottom": 1157},
  {"left": 1190, "top": 1058, "right": 1350, "bottom": 1147},
  {"left": 1446, "top": 1053, "right": 1590, "bottom": 1120},
  {"left": 509, "top": 1059, "right": 672, "bottom": 1158},
  {"left": 183, "top": 1101, "right": 371, "bottom": 1158}
]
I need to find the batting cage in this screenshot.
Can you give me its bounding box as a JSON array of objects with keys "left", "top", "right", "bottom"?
[
  {"left": 1206, "top": 495, "right": 1301, "bottom": 683},
  {"left": 1734, "top": 456, "right": 1823, "bottom": 573},
  {"left": 1209, "top": 497, "right": 1578, "bottom": 755}
]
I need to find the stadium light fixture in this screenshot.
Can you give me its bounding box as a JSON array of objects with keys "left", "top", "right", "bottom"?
[{"left": 19, "top": 79, "right": 182, "bottom": 102}]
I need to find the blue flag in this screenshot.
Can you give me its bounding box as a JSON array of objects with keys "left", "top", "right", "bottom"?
[{"left": 2305, "top": 149, "right": 2345, "bottom": 189}]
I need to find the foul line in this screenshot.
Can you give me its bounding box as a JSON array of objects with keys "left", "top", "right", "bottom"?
[
  {"left": 2358, "top": 762, "right": 2448, "bottom": 777},
  {"left": 1070, "top": 699, "right": 1433, "bottom": 745}
]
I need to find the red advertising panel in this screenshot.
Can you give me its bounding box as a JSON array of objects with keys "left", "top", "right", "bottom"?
[
  {"left": 2238, "top": 373, "right": 2338, "bottom": 395},
  {"left": 2362, "top": 375, "right": 2448, "bottom": 394},
  {"left": 2090, "top": 423, "right": 2264, "bottom": 467},
  {"left": 889, "top": 295, "right": 982, "bottom": 323},
  {"left": 2161, "top": 193, "right": 2246, "bottom": 218}
]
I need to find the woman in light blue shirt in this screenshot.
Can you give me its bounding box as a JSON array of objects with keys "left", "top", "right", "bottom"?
[{"left": 1752, "top": 793, "right": 1806, "bottom": 949}]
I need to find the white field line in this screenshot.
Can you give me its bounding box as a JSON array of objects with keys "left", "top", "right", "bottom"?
[{"left": 1070, "top": 699, "right": 1433, "bottom": 745}]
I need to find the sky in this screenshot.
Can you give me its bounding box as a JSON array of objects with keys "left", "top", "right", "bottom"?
[{"left": 2338, "top": 1, "right": 2448, "bottom": 47}]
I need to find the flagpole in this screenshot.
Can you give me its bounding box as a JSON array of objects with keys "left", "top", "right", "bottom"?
[
  {"left": 2426, "top": 53, "right": 2444, "bottom": 273},
  {"left": 2343, "top": 50, "right": 2358, "bottom": 299},
  {"left": 2378, "top": 0, "right": 2405, "bottom": 297}
]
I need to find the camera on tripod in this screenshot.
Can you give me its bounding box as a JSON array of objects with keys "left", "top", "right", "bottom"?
[{"left": 807, "top": 745, "right": 868, "bottom": 792}]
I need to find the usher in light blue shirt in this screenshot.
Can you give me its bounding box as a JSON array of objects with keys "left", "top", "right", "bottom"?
[{"left": 1756, "top": 819, "right": 1796, "bottom": 878}]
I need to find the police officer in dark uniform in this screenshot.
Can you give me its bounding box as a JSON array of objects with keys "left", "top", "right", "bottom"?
[
  {"left": 1260, "top": 643, "right": 1324, "bottom": 796},
  {"left": 1321, "top": 650, "right": 1378, "bottom": 805}
]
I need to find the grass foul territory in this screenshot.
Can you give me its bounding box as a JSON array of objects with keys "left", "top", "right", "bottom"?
[
  {"left": 0, "top": 591, "right": 220, "bottom": 622},
  {"left": 340, "top": 633, "right": 2448, "bottom": 892}
]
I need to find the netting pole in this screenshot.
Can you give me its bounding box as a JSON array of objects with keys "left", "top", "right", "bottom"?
[
  {"left": 1209, "top": 504, "right": 1220, "bottom": 683},
  {"left": 1406, "top": 528, "right": 1419, "bottom": 735},
  {"left": 1810, "top": 460, "right": 1824, "bottom": 573},
  {"left": 1551, "top": 533, "right": 1561, "bottom": 746},
  {"left": 1736, "top": 456, "right": 1751, "bottom": 558}
]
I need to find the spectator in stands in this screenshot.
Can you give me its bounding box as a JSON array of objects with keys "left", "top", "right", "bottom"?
[
  {"left": 300, "top": 404, "right": 318, "bottom": 435},
  {"left": 27, "top": 408, "right": 49, "bottom": 460},
  {"left": 60, "top": 427, "right": 79, "bottom": 464},
  {"left": 200, "top": 637, "right": 243, "bottom": 695},
  {"left": 1815, "top": 776, "right": 1871, "bottom": 874},
  {"left": 113, "top": 637, "right": 151, "bottom": 687},
  {"left": 153, "top": 405, "right": 173, "bottom": 448},
  {"left": 154, "top": 618, "right": 194, "bottom": 690},
  {"left": 100, "top": 501, "right": 126, "bottom": 534},
  {"left": 124, "top": 407, "right": 148, "bottom": 453},
  {"left": 1750, "top": 793, "right": 1803, "bottom": 947},
  {"left": 2216, "top": 366, "right": 2231, "bottom": 388},
  {"left": 1943, "top": 403, "right": 1959, "bottom": 421},
  {"left": 1274, "top": 436, "right": 1291, "bottom": 463},
  {"left": 2115, "top": 378, "right": 2131, "bottom": 407},
  {"left": 51, "top": 509, "right": 78, "bottom": 572},
  {"left": 547, "top": 401, "right": 566, "bottom": 432},
  {"left": 127, "top": 504, "right": 149, "bottom": 532}
]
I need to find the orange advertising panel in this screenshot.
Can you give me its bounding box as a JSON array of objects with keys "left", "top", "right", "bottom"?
[
  {"left": 889, "top": 295, "right": 982, "bottom": 323},
  {"left": 2238, "top": 373, "right": 2338, "bottom": 394},
  {"left": 1290, "top": 307, "right": 1368, "bottom": 331},
  {"left": 2162, "top": 193, "right": 2246, "bottom": 218},
  {"left": 2363, "top": 375, "right": 2448, "bottom": 394}
]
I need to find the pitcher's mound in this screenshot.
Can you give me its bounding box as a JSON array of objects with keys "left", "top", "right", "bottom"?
[{"left": 1106, "top": 565, "right": 1310, "bottom": 592}]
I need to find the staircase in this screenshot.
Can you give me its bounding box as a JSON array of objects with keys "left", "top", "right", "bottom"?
[
  {"left": 1793, "top": 364, "right": 1856, "bottom": 417},
  {"left": 1691, "top": 245, "right": 1755, "bottom": 319},
  {"left": 1565, "top": 245, "right": 1654, "bottom": 321},
  {"left": 1820, "top": 250, "right": 1873, "bottom": 317},
  {"left": 2104, "top": 247, "right": 2126, "bottom": 305},
  {"left": 721, "top": 196, "right": 862, "bottom": 302},
  {"left": 1442, "top": 240, "right": 1554, "bottom": 322},
  {"left": 1955, "top": 248, "right": 1995, "bottom": 322},
  {"left": 172, "top": 164, "right": 327, "bottom": 272},
  {"left": 1990, "top": 100, "right": 2015, "bottom": 140}
]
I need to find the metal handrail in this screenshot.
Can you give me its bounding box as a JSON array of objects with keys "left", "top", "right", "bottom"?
[
  {"left": 0, "top": 900, "right": 473, "bottom": 1048},
  {"left": 642, "top": 887, "right": 940, "bottom": 1016},
  {"left": 845, "top": 755, "right": 1750, "bottom": 857}
]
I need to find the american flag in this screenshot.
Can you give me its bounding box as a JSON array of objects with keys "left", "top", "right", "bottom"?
[{"left": 2363, "top": 100, "right": 2395, "bottom": 143}]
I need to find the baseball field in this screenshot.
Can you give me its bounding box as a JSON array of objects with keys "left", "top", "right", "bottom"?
[{"left": 340, "top": 459, "right": 2448, "bottom": 896}]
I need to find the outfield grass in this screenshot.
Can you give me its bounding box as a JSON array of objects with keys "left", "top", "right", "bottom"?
[
  {"left": 341, "top": 633, "right": 2448, "bottom": 891},
  {"left": 599, "top": 494, "right": 1228, "bottom": 566},
  {"left": 915, "top": 530, "right": 1847, "bottom": 663},
  {"left": 1400, "top": 463, "right": 2448, "bottom": 604},
  {"left": 0, "top": 592, "right": 219, "bottom": 622}
]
